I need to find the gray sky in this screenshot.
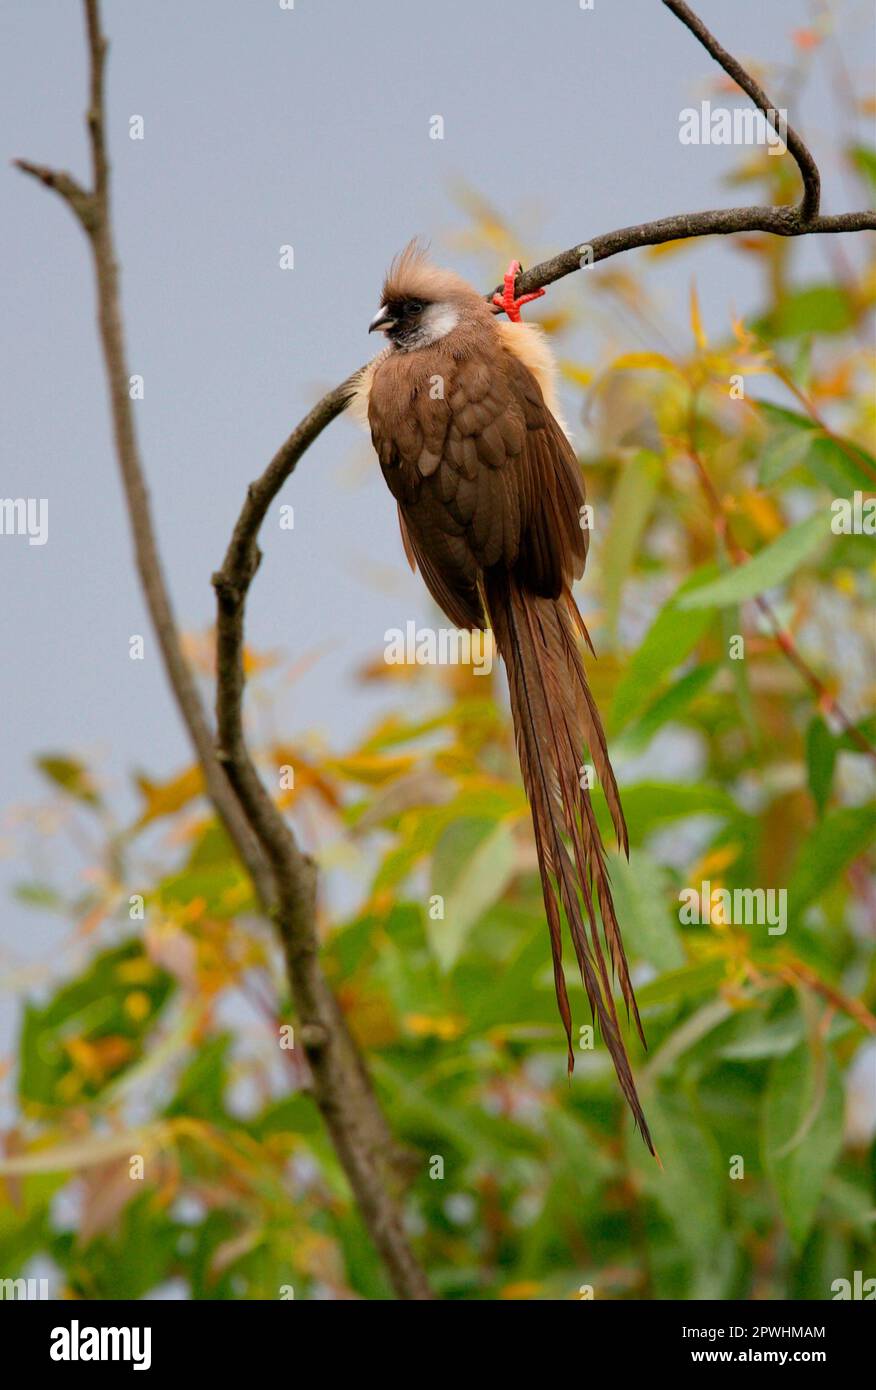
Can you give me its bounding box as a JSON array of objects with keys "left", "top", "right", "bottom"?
[{"left": 1, "top": 1, "right": 873, "bottom": 984}]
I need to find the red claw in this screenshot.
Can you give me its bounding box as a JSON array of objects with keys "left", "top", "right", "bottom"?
[{"left": 492, "top": 259, "right": 546, "bottom": 323}]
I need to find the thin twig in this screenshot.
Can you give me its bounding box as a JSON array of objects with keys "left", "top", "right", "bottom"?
[
  {"left": 662, "top": 0, "right": 820, "bottom": 222},
  {"left": 17, "top": 9, "right": 272, "bottom": 909}
]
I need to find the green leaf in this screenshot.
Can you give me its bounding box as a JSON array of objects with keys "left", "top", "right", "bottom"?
[
  {"left": 601, "top": 450, "right": 661, "bottom": 641},
  {"left": 753, "top": 402, "right": 876, "bottom": 492},
  {"left": 756, "top": 285, "right": 856, "bottom": 339},
  {"left": 612, "top": 566, "right": 718, "bottom": 728},
  {"left": 788, "top": 806, "right": 875, "bottom": 917},
  {"left": 823, "top": 1174, "right": 876, "bottom": 1236},
  {"left": 13, "top": 882, "right": 63, "bottom": 910},
  {"left": 606, "top": 850, "right": 685, "bottom": 971},
  {"left": 250, "top": 1093, "right": 322, "bottom": 1140},
  {"left": 632, "top": 1088, "right": 725, "bottom": 1259},
  {"left": 164, "top": 1034, "right": 232, "bottom": 1122},
  {"left": 35, "top": 753, "right": 100, "bottom": 806},
  {"left": 0, "top": 1172, "right": 67, "bottom": 1272},
  {"left": 371, "top": 784, "right": 524, "bottom": 893},
  {"left": 762, "top": 1043, "right": 844, "bottom": 1246},
  {"left": 18, "top": 940, "right": 173, "bottom": 1108},
  {"left": 61, "top": 1193, "right": 180, "bottom": 1299},
  {"left": 429, "top": 817, "right": 516, "bottom": 971},
  {"left": 679, "top": 513, "right": 829, "bottom": 609},
  {"left": 809, "top": 437, "right": 876, "bottom": 494},
  {"left": 605, "top": 781, "right": 739, "bottom": 845},
  {"left": 717, "top": 1010, "right": 805, "bottom": 1062},
  {"left": 849, "top": 144, "right": 876, "bottom": 196},
  {"left": 805, "top": 716, "right": 837, "bottom": 816},
  {"left": 621, "top": 662, "right": 718, "bottom": 749},
  {"left": 836, "top": 715, "right": 876, "bottom": 753},
  {"left": 464, "top": 903, "right": 556, "bottom": 1031},
  {"left": 755, "top": 401, "right": 817, "bottom": 433},
  {"left": 635, "top": 958, "right": 728, "bottom": 1009},
  {"left": 155, "top": 822, "right": 256, "bottom": 919},
  {"left": 818, "top": 448, "right": 861, "bottom": 493},
  {"left": 758, "top": 426, "right": 822, "bottom": 486}
]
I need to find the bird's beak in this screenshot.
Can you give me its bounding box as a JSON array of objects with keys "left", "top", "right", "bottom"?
[{"left": 369, "top": 304, "right": 396, "bottom": 334}]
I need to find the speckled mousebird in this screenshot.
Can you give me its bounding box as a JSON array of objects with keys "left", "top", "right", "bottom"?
[{"left": 354, "top": 243, "right": 654, "bottom": 1154}]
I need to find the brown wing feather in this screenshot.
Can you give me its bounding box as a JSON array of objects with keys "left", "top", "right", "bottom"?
[{"left": 368, "top": 341, "right": 586, "bottom": 613}]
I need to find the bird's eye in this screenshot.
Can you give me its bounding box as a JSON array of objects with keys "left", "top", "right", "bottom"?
[{"left": 404, "top": 300, "right": 424, "bottom": 316}]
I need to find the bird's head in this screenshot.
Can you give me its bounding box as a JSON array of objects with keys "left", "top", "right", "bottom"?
[{"left": 369, "top": 240, "right": 483, "bottom": 352}]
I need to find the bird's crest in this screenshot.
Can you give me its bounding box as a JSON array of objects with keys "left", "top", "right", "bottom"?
[{"left": 382, "top": 239, "right": 477, "bottom": 305}]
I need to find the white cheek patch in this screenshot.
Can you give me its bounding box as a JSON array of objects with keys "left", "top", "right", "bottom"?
[
  {"left": 394, "top": 301, "right": 460, "bottom": 352},
  {"left": 419, "top": 302, "right": 459, "bottom": 344}
]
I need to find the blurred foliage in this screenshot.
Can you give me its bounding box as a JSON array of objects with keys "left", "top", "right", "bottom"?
[{"left": 2, "top": 35, "right": 875, "bottom": 1300}]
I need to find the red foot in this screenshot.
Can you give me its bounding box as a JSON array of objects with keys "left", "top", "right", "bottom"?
[{"left": 491, "top": 259, "right": 545, "bottom": 322}]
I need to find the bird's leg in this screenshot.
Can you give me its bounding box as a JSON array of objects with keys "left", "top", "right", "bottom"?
[{"left": 491, "top": 259, "right": 546, "bottom": 322}]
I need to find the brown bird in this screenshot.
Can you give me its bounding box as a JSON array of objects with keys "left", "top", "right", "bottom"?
[{"left": 355, "top": 243, "right": 654, "bottom": 1153}]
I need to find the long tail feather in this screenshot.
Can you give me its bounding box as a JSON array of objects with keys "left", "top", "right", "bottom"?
[{"left": 484, "top": 569, "right": 654, "bottom": 1154}]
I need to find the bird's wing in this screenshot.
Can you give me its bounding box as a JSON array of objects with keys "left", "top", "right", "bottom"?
[
  {"left": 499, "top": 347, "right": 588, "bottom": 594},
  {"left": 368, "top": 345, "right": 587, "bottom": 627}
]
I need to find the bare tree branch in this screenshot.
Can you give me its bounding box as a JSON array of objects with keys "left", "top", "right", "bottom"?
[
  {"left": 498, "top": 0, "right": 874, "bottom": 305},
  {"left": 212, "top": 389, "right": 437, "bottom": 1301},
  {"left": 16, "top": 9, "right": 273, "bottom": 909},
  {"left": 16, "top": 0, "right": 432, "bottom": 1300},
  {"left": 662, "top": 0, "right": 820, "bottom": 221},
  {"left": 503, "top": 205, "right": 874, "bottom": 303}
]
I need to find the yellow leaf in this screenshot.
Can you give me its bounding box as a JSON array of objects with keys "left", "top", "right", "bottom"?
[
  {"left": 609, "top": 351, "right": 686, "bottom": 377},
  {"left": 731, "top": 312, "right": 752, "bottom": 347},
  {"left": 339, "top": 984, "right": 399, "bottom": 1048},
  {"left": 500, "top": 1281, "right": 540, "bottom": 1300},
  {"left": 124, "top": 991, "right": 152, "bottom": 1023},
  {"left": 690, "top": 844, "right": 741, "bottom": 881},
  {"left": 65, "top": 1035, "right": 134, "bottom": 1083},
  {"left": 559, "top": 359, "right": 594, "bottom": 387},
  {"left": 811, "top": 362, "right": 853, "bottom": 401},
  {"left": 0, "top": 1126, "right": 164, "bottom": 1176},
  {"left": 242, "top": 645, "right": 280, "bottom": 676},
  {"left": 369, "top": 888, "right": 394, "bottom": 916},
  {"left": 404, "top": 1013, "right": 466, "bottom": 1041},
  {"left": 739, "top": 490, "right": 783, "bottom": 540},
  {"left": 536, "top": 308, "right": 574, "bottom": 335},
  {"left": 596, "top": 267, "right": 642, "bottom": 308},
  {"left": 134, "top": 765, "right": 204, "bottom": 827},
  {"left": 271, "top": 746, "right": 342, "bottom": 810},
  {"left": 690, "top": 280, "right": 708, "bottom": 350},
  {"left": 179, "top": 896, "right": 208, "bottom": 924},
  {"left": 116, "top": 957, "right": 156, "bottom": 985},
  {"left": 832, "top": 569, "right": 857, "bottom": 596},
  {"left": 357, "top": 653, "right": 422, "bottom": 683},
  {"left": 327, "top": 753, "right": 417, "bottom": 785},
  {"left": 645, "top": 238, "right": 692, "bottom": 259}
]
